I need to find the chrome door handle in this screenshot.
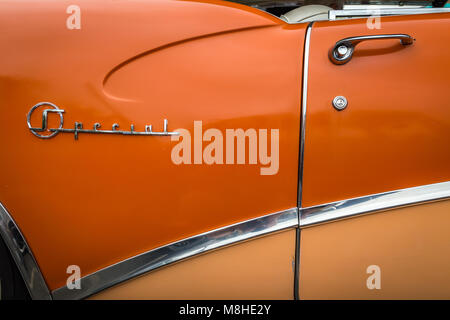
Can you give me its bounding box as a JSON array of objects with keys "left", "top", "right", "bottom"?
[{"left": 329, "top": 34, "right": 415, "bottom": 65}]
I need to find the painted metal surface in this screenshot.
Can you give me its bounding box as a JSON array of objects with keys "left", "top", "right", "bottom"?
[
  {"left": 300, "top": 199, "right": 450, "bottom": 299},
  {"left": 301, "top": 13, "right": 450, "bottom": 207},
  {"left": 0, "top": 0, "right": 305, "bottom": 290},
  {"left": 2, "top": 0, "right": 450, "bottom": 299},
  {"left": 53, "top": 208, "right": 298, "bottom": 299}
]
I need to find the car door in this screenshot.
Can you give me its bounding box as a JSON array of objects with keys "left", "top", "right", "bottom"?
[{"left": 299, "top": 11, "right": 450, "bottom": 298}]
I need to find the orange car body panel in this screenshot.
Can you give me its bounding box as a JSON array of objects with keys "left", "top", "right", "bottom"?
[
  {"left": 2, "top": 0, "right": 450, "bottom": 298},
  {"left": 91, "top": 230, "right": 296, "bottom": 300},
  {"left": 0, "top": 0, "right": 305, "bottom": 289},
  {"left": 302, "top": 13, "right": 450, "bottom": 207},
  {"left": 300, "top": 199, "right": 450, "bottom": 299}
]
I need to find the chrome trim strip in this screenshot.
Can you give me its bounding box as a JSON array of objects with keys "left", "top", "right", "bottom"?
[
  {"left": 0, "top": 202, "right": 51, "bottom": 300},
  {"left": 52, "top": 207, "right": 299, "bottom": 300},
  {"left": 300, "top": 181, "right": 450, "bottom": 227},
  {"left": 296, "top": 22, "right": 313, "bottom": 300},
  {"left": 298, "top": 22, "right": 313, "bottom": 208},
  {"left": 329, "top": 8, "right": 450, "bottom": 20}
]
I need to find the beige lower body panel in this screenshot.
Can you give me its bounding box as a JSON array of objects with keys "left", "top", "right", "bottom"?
[
  {"left": 90, "top": 229, "right": 296, "bottom": 300},
  {"left": 300, "top": 199, "right": 450, "bottom": 299}
]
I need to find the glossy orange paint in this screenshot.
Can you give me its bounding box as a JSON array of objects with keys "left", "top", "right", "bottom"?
[
  {"left": 0, "top": 1, "right": 305, "bottom": 289},
  {"left": 302, "top": 13, "right": 450, "bottom": 207}
]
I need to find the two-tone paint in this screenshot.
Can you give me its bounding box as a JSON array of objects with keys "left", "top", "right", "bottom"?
[{"left": 1, "top": 0, "right": 450, "bottom": 299}]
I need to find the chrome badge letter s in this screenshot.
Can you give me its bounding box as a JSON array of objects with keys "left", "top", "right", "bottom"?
[{"left": 27, "top": 102, "right": 65, "bottom": 139}]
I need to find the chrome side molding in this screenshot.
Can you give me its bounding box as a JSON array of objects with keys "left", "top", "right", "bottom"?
[
  {"left": 52, "top": 207, "right": 299, "bottom": 300},
  {"left": 2, "top": 180, "right": 449, "bottom": 299},
  {"left": 329, "top": 8, "right": 450, "bottom": 20},
  {"left": 300, "top": 181, "right": 450, "bottom": 227},
  {"left": 0, "top": 203, "right": 51, "bottom": 300}
]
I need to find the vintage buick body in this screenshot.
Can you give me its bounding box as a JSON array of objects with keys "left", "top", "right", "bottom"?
[{"left": 0, "top": 0, "right": 449, "bottom": 300}]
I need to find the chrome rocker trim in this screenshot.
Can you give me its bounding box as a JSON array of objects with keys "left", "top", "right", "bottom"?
[
  {"left": 0, "top": 203, "right": 51, "bottom": 300},
  {"left": 52, "top": 207, "right": 299, "bottom": 300},
  {"left": 300, "top": 181, "right": 450, "bottom": 227}
]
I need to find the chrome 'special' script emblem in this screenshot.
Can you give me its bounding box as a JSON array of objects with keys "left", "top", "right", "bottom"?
[{"left": 27, "top": 102, "right": 178, "bottom": 140}]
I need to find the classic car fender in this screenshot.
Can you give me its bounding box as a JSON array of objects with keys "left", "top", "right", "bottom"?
[{"left": 0, "top": 0, "right": 306, "bottom": 298}]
